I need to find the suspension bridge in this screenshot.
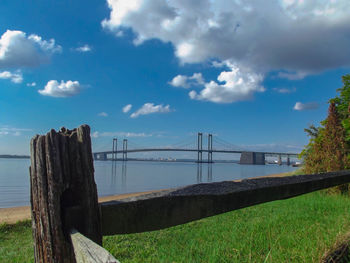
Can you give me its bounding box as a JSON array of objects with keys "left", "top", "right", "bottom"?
[{"left": 93, "top": 133, "right": 299, "bottom": 165}]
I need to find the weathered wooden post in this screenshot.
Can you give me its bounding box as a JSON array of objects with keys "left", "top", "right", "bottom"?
[{"left": 30, "top": 125, "right": 102, "bottom": 262}]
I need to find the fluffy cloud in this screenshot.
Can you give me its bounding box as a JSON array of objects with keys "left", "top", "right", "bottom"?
[
  {"left": 293, "top": 102, "right": 319, "bottom": 111},
  {"left": 103, "top": 0, "right": 350, "bottom": 102},
  {"left": 75, "top": 44, "right": 92, "bottom": 52},
  {"left": 175, "top": 63, "right": 264, "bottom": 103},
  {"left": 98, "top": 112, "right": 108, "bottom": 117},
  {"left": 103, "top": 0, "right": 350, "bottom": 71},
  {"left": 122, "top": 104, "right": 132, "bottom": 113},
  {"left": 169, "top": 73, "right": 204, "bottom": 89},
  {"left": 38, "top": 80, "right": 81, "bottom": 97},
  {"left": 0, "top": 71, "right": 23, "bottom": 83},
  {"left": 0, "top": 30, "right": 61, "bottom": 68},
  {"left": 130, "top": 103, "right": 172, "bottom": 118}
]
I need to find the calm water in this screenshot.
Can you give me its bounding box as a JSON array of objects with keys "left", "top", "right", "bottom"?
[{"left": 0, "top": 158, "right": 297, "bottom": 208}]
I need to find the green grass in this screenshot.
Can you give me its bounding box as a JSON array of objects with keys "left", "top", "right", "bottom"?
[
  {"left": 1, "top": 191, "right": 350, "bottom": 262},
  {"left": 278, "top": 167, "right": 305, "bottom": 177},
  {"left": 0, "top": 220, "right": 33, "bottom": 262}
]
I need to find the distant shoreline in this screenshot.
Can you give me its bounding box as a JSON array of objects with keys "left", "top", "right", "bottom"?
[{"left": 0, "top": 155, "right": 30, "bottom": 159}]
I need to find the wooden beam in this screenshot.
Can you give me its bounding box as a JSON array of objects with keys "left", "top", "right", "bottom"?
[
  {"left": 70, "top": 229, "right": 119, "bottom": 263},
  {"left": 99, "top": 170, "right": 350, "bottom": 235}
]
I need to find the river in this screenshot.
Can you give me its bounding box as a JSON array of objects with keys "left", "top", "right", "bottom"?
[{"left": 0, "top": 158, "right": 297, "bottom": 208}]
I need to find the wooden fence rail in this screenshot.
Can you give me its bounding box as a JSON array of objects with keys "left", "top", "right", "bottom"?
[
  {"left": 30, "top": 125, "right": 350, "bottom": 263},
  {"left": 98, "top": 170, "right": 350, "bottom": 235}
]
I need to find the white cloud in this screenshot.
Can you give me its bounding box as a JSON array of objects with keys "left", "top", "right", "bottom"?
[
  {"left": 92, "top": 131, "right": 100, "bottom": 138},
  {"left": 277, "top": 71, "right": 308, "bottom": 80},
  {"left": 26, "top": 82, "right": 36, "bottom": 87},
  {"left": 293, "top": 102, "right": 319, "bottom": 111},
  {"left": 273, "top": 87, "right": 296, "bottom": 94},
  {"left": 0, "top": 71, "right": 23, "bottom": 83},
  {"left": 169, "top": 73, "right": 204, "bottom": 89},
  {"left": 0, "top": 29, "right": 61, "bottom": 68},
  {"left": 102, "top": 0, "right": 350, "bottom": 70},
  {"left": 27, "top": 34, "right": 62, "bottom": 53},
  {"left": 102, "top": 0, "right": 143, "bottom": 30},
  {"left": 130, "top": 103, "right": 172, "bottom": 118},
  {"left": 212, "top": 61, "right": 227, "bottom": 68},
  {"left": 103, "top": 0, "right": 350, "bottom": 102},
  {"left": 98, "top": 112, "right": 108, "bottom": 117},
  {"left": 75, "top": 44, "right": 92, "bottom": 52},
  {"left": 0, "top": 126, "right": 32, "bottom": 136},
  {"left": 122, "top": 104, "right": 132, "bottom": 113},
  {"left": 38, "top": 80, "right": 81, "bottom": 97},
  {"left": 187, "top": 63, "right": 264, "bottom": 103},
  {"left": 169, "top": 75, "right": 188, "bottom": 88}
]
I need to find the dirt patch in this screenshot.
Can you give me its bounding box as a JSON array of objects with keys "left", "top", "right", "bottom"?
[{"left": 0, "top": 206, "right": 31, "bottom": 225}]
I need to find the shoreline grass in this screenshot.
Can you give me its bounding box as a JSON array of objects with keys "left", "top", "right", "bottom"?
[{"left": 1, "top": 190, "right": 350, "bottom": 262}]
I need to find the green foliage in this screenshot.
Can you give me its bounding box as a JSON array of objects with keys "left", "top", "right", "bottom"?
[
  {"left": 322, "top": 102, "right": 349, "bottom": 172},
  {"left": 303, "top": 124, "right": 320, "bottom": 139},
  {"left": 302, "top": 75, "right": 350, "bottom": 182},
  {"left": 331, "top": 75, "right": 350, "bottom": 143}
]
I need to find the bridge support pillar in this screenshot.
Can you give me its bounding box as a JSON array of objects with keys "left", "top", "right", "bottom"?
[
  {"left": 99, "top": 153, "right": 107, "bottom": 161},
  {"left": 208, "top": 134, "right": 213, "bottom": 163},
  {"left": 197, "top": 133, "right": 203, "bottom": 163},
  {"left": 278, "top": 155, "right": 282, "bottom": 165},
  {"left": 112, "top": 138, "right": 117, "bottom": 161},
  {"left": 240, "top": 152, "right": 265, "bottom": 165},
  {"left": 123, "top": 139, "right": 128, "bottom": 161}
]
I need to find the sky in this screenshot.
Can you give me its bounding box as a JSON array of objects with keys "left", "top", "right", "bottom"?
[{"left": 0, "top": 0, "right": 350, "bottom": 156}]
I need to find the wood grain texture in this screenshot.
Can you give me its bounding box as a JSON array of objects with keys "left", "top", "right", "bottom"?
[
  {"left": 30, "top": 125, "right": 101, "bottom": 262},
  {"left": 70, "top": 229, "right": 119, "bottom": 263}
]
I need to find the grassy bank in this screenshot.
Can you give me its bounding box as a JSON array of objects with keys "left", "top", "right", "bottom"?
[{"left": 1, "top": 191, "right": 350, "bottom": 262}]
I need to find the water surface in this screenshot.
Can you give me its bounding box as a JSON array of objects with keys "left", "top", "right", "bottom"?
[{"left": 0, "top": 159, "right": 297, "bottom": 208}]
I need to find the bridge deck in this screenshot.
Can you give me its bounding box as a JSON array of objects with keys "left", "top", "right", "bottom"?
[{"left": 94, "top": 148, "right": 298, "bottom": 157}]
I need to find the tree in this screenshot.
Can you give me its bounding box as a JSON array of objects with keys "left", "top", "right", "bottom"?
[
  {"left": 301, "top": 74, "right": 350, "bottom": 187},
  {"left": 322, "top": 102, "right": 349, "bottom": 172},
  {"left": 301, "top": 124, "right": 323, "bottom": 173},
  {"left": 304, "top": 124, "right": 320, "bottom": 139},
  {"left": 329, "top": 74, "right": 350, "bottom": 143}
]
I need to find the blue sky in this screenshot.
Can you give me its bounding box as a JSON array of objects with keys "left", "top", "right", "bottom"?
[{"left": 0, "top": 0, "right": 349, "bottom": 155}]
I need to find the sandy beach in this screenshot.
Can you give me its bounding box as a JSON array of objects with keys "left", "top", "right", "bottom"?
[{"left": 0, "top": 172, "right": 290, "bottom": 224}]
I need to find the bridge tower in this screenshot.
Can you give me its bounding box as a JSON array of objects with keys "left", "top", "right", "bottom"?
[
  {"left": 123, "top": 139, "right": 128, "bottom": 161},
  {"left": 208, "top": 134, "right": 213, "bottom": 163},
  {"left": 112, "top": 138, "right": 117, "bottom": 160},
  {"left": 197, "top": 132, "right": 203, "bottom": 163}
]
